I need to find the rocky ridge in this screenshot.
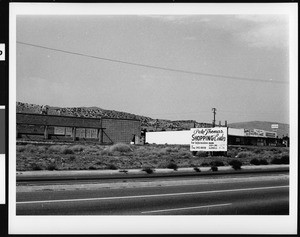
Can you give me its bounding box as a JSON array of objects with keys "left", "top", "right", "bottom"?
[{"left": 16, "top": 102, "right": 210, "bottom": 131}]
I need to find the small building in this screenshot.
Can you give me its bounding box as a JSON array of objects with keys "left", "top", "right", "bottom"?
[
  {"left": 146, "top": 127, "right": 278, "bottom": 146},
  {"left": 16, "top": 113, "right": 141, "bottom": 144}
]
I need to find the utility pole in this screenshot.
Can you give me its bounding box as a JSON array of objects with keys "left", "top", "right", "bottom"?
[{"left": 212, "top": 108, "right": 216, "bottom": 127}]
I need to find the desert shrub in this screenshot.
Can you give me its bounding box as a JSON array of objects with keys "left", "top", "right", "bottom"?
[
  {"left": 95, "top": 161, "right": 102, "bottom": 165},
  {"left": 269, "top": 148, "right": 282, "bottom": 154},
  {"left": 229, "top": 160, "right": 242, "bottom": 170},
  {"left": 47, "top": 163, "right": 57, "bottom": 171},
  {"left": 37, "top": 146, "right": 48, "bottom": 153},
  {"left": 88, "top": 166, "right": 97, "bottom": 170},
  {"left": 157, "top": 148, "right": 169, "bottom": 155},
  {"left": 227, "top": 149, "right": 238, "bottom": 158},
  {"left": 179, "top": 150, "right": 193, "bottom": 159},
  {"left": 209, "top": 160, "right": 224, "bottom": 167},
  {"left": 253, "top": 148, "right": 262, "bottom": 154},
  {"left": 106, "top": 143, "right": 133, "bottom": 153},
  {"left": 195, "top": 151, "right": 208, "bottom": 157},
  {"left": 194, "top": 167, "right": 201, "bottom": 172},
  {"left": 25, "top": 144, "right": 38, "bottom": 153},
  {"left": 106, "top": 164, "right": 118, "bottom": 170},
  {"left": 48, "top": 145, "right": 68, "bottom": 153},
  {"left": 280, "top": 154, "right": 289, "bottom": 164},
  {"left": 142, "top": 167, "right": 155, "bottom": 174},
  {"left": 259, "top": 159, "right": 269, "bottom": 165},
  {"left": 250, "top": 158, "right": 261, "bottom": 165},
  {"left": 31, "top": 163, "right": 43, "bottom": 171},
  {"left": 166, "top": 162, "right": 178, "bottom": 171},
  {"left": 62, "top": 148, "right": 74, "bottom": 155},
  {"left": 119, "top": 169, "right": 128, "bottom": 174},
  {"left": 271, "top": 157, "right": 282, "bottom": 164},
  {"left": 164, "top": 147, "right": 172, "bottom": 153},
  {"left": 236, "top": 151, "right": 254, "bottom": 158},
  {"left": 69, "top": 155, "right": 76, "bottom": 161},
  {"left": 70, "top": 145, "right": 85, "bottom": 152},
  {"left": 16, "top": 146, "right": 26, "bottom": 153},
  {"left": 211, "top": 166, "right": 218, "bottom": 172},
  {"left": 85, "top": 147, "right": 100, "bottom": 154},
  {"left": 201, "top": 162, "right": 210, "bottom": 167}
]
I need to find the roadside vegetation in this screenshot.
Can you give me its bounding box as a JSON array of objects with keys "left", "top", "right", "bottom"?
[{"left": 16, "top": 142, "right": 289, "bottom": 171}]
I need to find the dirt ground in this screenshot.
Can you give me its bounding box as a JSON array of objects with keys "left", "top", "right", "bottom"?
[{"left": 16, "top": 142, "right": 289, "bottom": 171}]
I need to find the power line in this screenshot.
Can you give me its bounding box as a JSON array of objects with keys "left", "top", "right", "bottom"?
[{"left": 17, "top": 41, "right": 289, "bottom": 85}]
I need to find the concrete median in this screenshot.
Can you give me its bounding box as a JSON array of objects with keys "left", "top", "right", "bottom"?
[{"left": 16, "top": 164, "right": 289, "bottom": 181}]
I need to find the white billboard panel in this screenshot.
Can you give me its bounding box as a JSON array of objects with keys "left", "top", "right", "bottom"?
[
  {"left": 271, "top": 124, "right": 279, "bottom": 129},
  {"left": 146, "top": 130, "right": 191, "bottom": 145},
  {"left": 190, "top": 127, "right": 227, "bottom": 151}
]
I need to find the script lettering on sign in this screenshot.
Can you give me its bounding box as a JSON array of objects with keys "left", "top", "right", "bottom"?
[{"left": 190, "top": 127, "right": 227, "bottom": 151}]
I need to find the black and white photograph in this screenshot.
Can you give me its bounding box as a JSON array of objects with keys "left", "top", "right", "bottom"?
[{"left": 8, "top": 2, "right": 297, "bottom": 235}]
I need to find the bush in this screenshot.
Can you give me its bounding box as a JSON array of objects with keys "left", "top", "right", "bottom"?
[
  {"left": 227, "top": 148, "right": 239, "bottom": 158},
  {"left": 119, "top": 169, "right": 128, "bottom": 174},
  {"left": 229, "top": 160, "right": 242, "bottom": 170},
  {"left": 105, "top": 143, "right": 133, "bottom": 154},
  {"left": 167, "top": 162, "right": 178, "bottom": 171},
  {"left": 211, "top": 166, "right": 218, "bottom": 172},
  {"left": 195, "top": 151, "right": 208, "bottom": 157},
  {"left": 209, "top": 160, "right": 224, "bottom": 167},
  {"left": 178, "top": 150, "right": 193, "bottom": 159},
  {"left": 62, "top": 148, "right": 74, "bottom": 155},
  {"left": 25, "top": 144, "right": 38, "bottom": 153},
  {"left": 142, "top": 167, "right": 155, "bottom": 174},
  {"left": 106, "top": 164, "right": 118, "bottom": 170},
  {"left": 47, "top": 163, "right": 57, "bottom": 171},
  {"left": 88, "top": 166, "right": 97, "bottom": 170},
  {"left": 271, "top": 154, "right": 289, "bottom": 164},
  {"left": 193, "top": 167, "right": 201, "bottom": 172},
  {"left": 271, "top": 157, "right": 281, "bottom": 164},
  {"left": 236, "top": 151, "right": 254, "bottom": 158},
  {"left": 70, "top": 145, "right": 85, "bottom": 152},
  {"left": 48, "top": 145, "right": 68, "bottom": 153},
  {"left": 16, "top": 146, "right": 26, "bottom": 153},
  {"left": 201, "top": 162, "right": 210, "bottom": 167},
  {"left": 31, "top": 163, "right": 43, "bottom": 171},
  {"left": 280, "top": 154, "right": 289, "bottom": 164},
  {"left": 259, "top": 159, "right": 269, "bottom": 165},
  {"left": 250, "top": 158, "right": 261, "bottom": 166}
]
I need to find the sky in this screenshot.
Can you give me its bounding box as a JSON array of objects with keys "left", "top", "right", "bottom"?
[{"left": 16, "top": 12, "right": 291, "bottom": 124}]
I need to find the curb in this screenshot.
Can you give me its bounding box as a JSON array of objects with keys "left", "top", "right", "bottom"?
[{"left": 16, "top": 165, "right": 289, "bottom": 182}]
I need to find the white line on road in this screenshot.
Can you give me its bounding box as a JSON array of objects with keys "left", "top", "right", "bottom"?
[
  {"left": 141, "top": 203, "right": 232, "bottom": 214},
  {"left": 17, "top": 185, "right": 289, "bottom": 205}
]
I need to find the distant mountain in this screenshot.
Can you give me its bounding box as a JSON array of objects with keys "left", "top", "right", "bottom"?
[
  {"left": 228, "top": 121, "right": 289, "bottom": 138},
  {"left": 17, "top": 102, "right": 288, "bottom": 136}
]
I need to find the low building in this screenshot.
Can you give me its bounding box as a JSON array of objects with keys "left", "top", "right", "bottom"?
[
  {"left": 16, "top": 113, "right": 141, "bottom": 144},
  {"left": 145, "top": 127, "right": 278, "bottom": 146}
]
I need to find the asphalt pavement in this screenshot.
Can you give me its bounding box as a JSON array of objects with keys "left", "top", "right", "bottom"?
[{"left": 16, "top": 171, "right": 289, "bottom": 215}]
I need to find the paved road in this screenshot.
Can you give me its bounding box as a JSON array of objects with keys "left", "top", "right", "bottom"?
[{"left": 16, "top": 172, "right": 289, "bottom": 215}]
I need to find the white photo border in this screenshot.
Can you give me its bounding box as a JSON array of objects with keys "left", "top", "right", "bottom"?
[{"left": 9, "top": 2, "right": 298, "bottom": 235}]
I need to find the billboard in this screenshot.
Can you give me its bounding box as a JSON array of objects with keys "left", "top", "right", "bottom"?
[
  {"left": 265, "top": 131, "right": 277, "bottom": 138},
  {"left": 244, "top": 128, "right": 265, "bottom": 137},
  {"left": 190, "top": 127, "right": 227, "bottom": 151},
  {"left": 271, "top": 124, "right": 279, "bottom": 129}
]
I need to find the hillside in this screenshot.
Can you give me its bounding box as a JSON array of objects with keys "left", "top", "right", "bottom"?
[
  {"left": 16, "top": 102, "right": 210, "bottom": 131},
  {"left": 228, "top": 121, "right": 289, "bottom": 138},
  {"left": 17, "top": 102, "right": 289, "bottom": 136}
]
